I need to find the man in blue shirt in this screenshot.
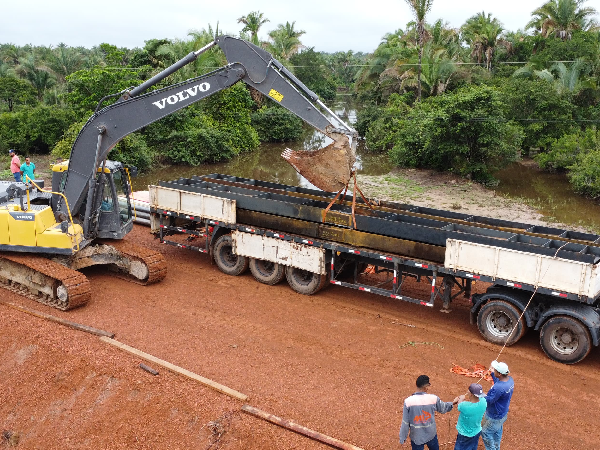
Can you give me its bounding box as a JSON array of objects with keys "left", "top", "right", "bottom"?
[
  {"left": 454, "top": 383, "right": 487, "bottom": 450},
  {"left": 482, "top": 361, "right": 514, "bottom": 450}
]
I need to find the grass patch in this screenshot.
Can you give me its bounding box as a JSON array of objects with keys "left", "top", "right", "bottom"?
[{"left": 0, "top": 169, "right": 13, "bottom": 180}]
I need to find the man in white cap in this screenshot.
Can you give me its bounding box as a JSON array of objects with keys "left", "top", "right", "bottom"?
[
  {"left": 453, "top": 383, "right": 487, "bottom": 450},
  {"left": 481, "top": 361, "right": 514, "bottom": 450}
]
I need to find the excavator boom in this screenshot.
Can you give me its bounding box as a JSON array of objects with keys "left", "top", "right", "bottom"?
[{"left": 58, "top": 36, "right": 357, "bottom": 227}]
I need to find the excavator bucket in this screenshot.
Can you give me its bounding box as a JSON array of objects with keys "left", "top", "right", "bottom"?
[{"left": 282, "top": 132, "right": 356, "bottom": 192}]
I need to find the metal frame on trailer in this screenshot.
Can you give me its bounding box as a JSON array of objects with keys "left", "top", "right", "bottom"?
[
  {"left": 151, "top": 207, "right": 475, "bottom": 310},
  {"left": 159, "top": 174, "right": 600, "bottom": 267}
]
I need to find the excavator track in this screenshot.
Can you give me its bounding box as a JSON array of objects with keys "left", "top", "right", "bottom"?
[
  {"left": 0, "top": 253, "right": 91, "bottom": 311},
  {"left": 100, "top": 239, "right": 167, "bottom": 285}
]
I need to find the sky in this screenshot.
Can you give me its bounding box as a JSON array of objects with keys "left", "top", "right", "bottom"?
[{"left": 1, "top": 0, "right": 596, "bottom": 53}]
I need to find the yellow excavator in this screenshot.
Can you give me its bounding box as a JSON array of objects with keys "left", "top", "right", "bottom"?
[{"left": 0, "top": 35, "right": 357, "bottom": 310}]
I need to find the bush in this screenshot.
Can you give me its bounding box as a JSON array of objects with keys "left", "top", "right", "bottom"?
[
  {"left": 355, "top": 104, "right": 383, "bottom": 138},
  {"left": 388, "top": 85, "right": 523, "bottom": 183},
  {"left": 109, "top": 133, "right": 155, "bottom": 172},
  {"left": 364, "top": 94, "right": 411, "bottom": 152},
  {"left": 289, "top": 49, "right": 338, "bottom": 101},
  {"left": 497, "top": 78, "right": 575, "bottom": 154},
  {"left": 568, "top": 147, "right": 600, "bottom": 198},
  {"left": 64, "top": 66, "right": 150, "bottom": 114},
  {"left": 536, "top": 127, "right": 599, "bottom": 171},
  {"left": 52, "top": 119, "right": 155, "bottom": 172},
  {"left": 537, "top": 127, "right": 600, "bottom": 197},
  {"left": 0, "top": 105, "right": 76, "bottom": 154},
  {"left": 51, "top": 119, "right": 87, "bottom": 159},
  {"left": 165, "top": 127, "right": 235, "bottom": 165},
  {"left": 251, "top": 106, "right": 303, "bottom": 141},
  {"left": 202, "top": 83, "right": 259, "bottom": 153}
]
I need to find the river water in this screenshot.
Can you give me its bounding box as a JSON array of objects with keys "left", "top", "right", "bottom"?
[
  {"left": 133, "top": 98, "right": 394, "bottom": 190},
  {"left": 133, "top": 97, "right": 600, "bottom": 233},
  {"left": 493, "top": 162, "right": 600, "bottom": 232}
]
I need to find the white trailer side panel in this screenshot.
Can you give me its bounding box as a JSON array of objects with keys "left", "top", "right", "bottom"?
[
  {"left": 232, "top": 231, "right": 326, "bottom": 275},
  {"left": 445, "top": 239, "right": 600, "bottom": 298},
  {"left": 149, "top": 185, "right": 236, "bottom": 223}
]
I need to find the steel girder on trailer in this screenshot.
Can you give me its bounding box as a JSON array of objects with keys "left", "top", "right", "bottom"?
[
  {"left": 158, "top": 174, "right": 600, "bottom": 266},
  {"left": 151, "top": 207, "right": 452, "bottom": 308}
]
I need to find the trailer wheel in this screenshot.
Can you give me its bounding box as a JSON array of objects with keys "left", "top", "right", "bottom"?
[
  {"left": 477, "top": 300, "right": 526, "bottom": 346},
  {"left": 249, "top": 259, "right": 285, "bottom": 285},
  {"left": 286, "top": 267, "right": 327, "bottom": 295},
  {"left": 213, "top": 235, "right": 249, "bottom": 276},
  {"left": 540, "top": 315, "right": 591, "bottom": 364}
]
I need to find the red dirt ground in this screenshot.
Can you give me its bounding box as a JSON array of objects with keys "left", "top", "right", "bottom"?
[{"left": 1, "top": 225, "right": 599, "bottom": 449}]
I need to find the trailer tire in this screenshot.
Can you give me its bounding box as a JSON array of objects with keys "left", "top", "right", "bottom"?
[
  {"left": 249, "top": 259, "right": 285, "bottom": 285},
  {"left": 477, "top": 300, "right": 526, "bottom": 346},
  {"left": 286, "top": 266, "right": 327, "bottom": 295},
  {"left": 539, "top": 315, "right": 591, "bottom": 364},
  {"left": 213, "top": 235, "right": 249, "bottom": 276}
]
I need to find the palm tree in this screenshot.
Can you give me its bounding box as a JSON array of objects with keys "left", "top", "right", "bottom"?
[
  {"left": 393, "top": 41, "right": 457, "bottom": 96},
  {"left": 15, "top": 54, "right": 56, "bottom": 100},
  {"left": 46, "top": 43, "right": 84, "bottom": 83},
  {"left": 526, "top": 0, "right": 598, "bottom": 40},
  {"left": 355, "top": 29, "right": 410, "bottom": 96},
  {"left": 188, "top": 24, "right": 227, "bottom": 74},
  {"left": 237, "top": 11, "right": 269, "bottom": 45},
  {"left": 265, "top": 22, "right": 306, "bottom": 59},
  {"left": 513, "top": 58, "right": 595, "bottom": 95},
  {"left": 0, "top": 44, "right": 28, "bottom": 67},
  {"left": 461, "top": 12, "right": 504, "bottom": 70},
  {"left": 403, "top": 0, "right": 434, "bottom": 101}
]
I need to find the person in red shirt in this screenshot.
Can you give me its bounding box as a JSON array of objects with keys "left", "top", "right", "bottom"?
[{"left": 9, "top": 149, "right": 21, "bottom": 182}]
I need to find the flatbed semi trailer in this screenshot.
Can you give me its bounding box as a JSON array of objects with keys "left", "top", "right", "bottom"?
[{"left": 149, "top": 174, "right": 600, "bottom": 365}]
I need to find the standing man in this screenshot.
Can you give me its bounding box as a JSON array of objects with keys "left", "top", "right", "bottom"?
[
  {"left": 9, "top": 149, "right": 21, "bottom": 182},
  {"left": 454, "top": 383, "right": 487, "bottom": 450},
  {"left": 482, "top": 361, "right": 514, "bottom": 450},
  {"left": 20, "top": 156, "right": 36, "bottom": 183},
  {"left": 399, "top": 375, "right": 457, "bottom": 450}
]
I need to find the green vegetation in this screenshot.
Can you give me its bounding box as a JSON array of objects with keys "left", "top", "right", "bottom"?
[
  {"left": 386, "top": 85, "right": 524, "bottom": 183},
  {"left": 251, "top": 106, "right": 304, "bottom": 142},
  {"left": 355, "top": 0, "right": 600, "bottom": 194},
  {"left": 0, "top": 18, "right": 338, "bottom": 173},
  {"left": 2, "top": 1, "right": 600, "bottom": 200}
]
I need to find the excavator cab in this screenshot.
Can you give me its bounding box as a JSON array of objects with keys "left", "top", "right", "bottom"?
[{"left": 52, "top": 160, "right": 134, "bottom": 239}]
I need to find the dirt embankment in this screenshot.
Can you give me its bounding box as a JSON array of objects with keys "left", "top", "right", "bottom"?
[
  {"left": 357, "top": 168, "right": 551, "bottom": 227},
  {"left": 1, "top": 225, "right": 600, "bottom": 450}
]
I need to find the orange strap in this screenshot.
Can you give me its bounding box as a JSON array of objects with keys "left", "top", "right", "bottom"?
[{"left": 450, "top": 363, "right": 492, "bottom": 382}]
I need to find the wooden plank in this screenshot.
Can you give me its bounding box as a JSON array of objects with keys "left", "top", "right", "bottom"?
[
  {"left": 242, "top": 404, "right": 364, "bottom": 450},
  {"left": 2, "top": 302, "right": 114, "bottom": 338},
  {"left": 99, "top": 337, "right": 248, "bottom": 401}
]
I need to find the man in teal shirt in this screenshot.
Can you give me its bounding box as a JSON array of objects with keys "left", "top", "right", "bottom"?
[
  {"left": 20, "top": 156, "right": 36, "bottom": 182},
  {"left": 453, "top": 383, "right": 487, "bottom": 450}
]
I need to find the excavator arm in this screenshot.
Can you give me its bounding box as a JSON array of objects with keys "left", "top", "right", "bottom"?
[{"left": 57, "top": 36, "right": 357, "bottom": 236}]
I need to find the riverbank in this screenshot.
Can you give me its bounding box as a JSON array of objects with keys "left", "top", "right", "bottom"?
[{"left": 357, "top": 166, "right": 593, "bottom": 233}]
